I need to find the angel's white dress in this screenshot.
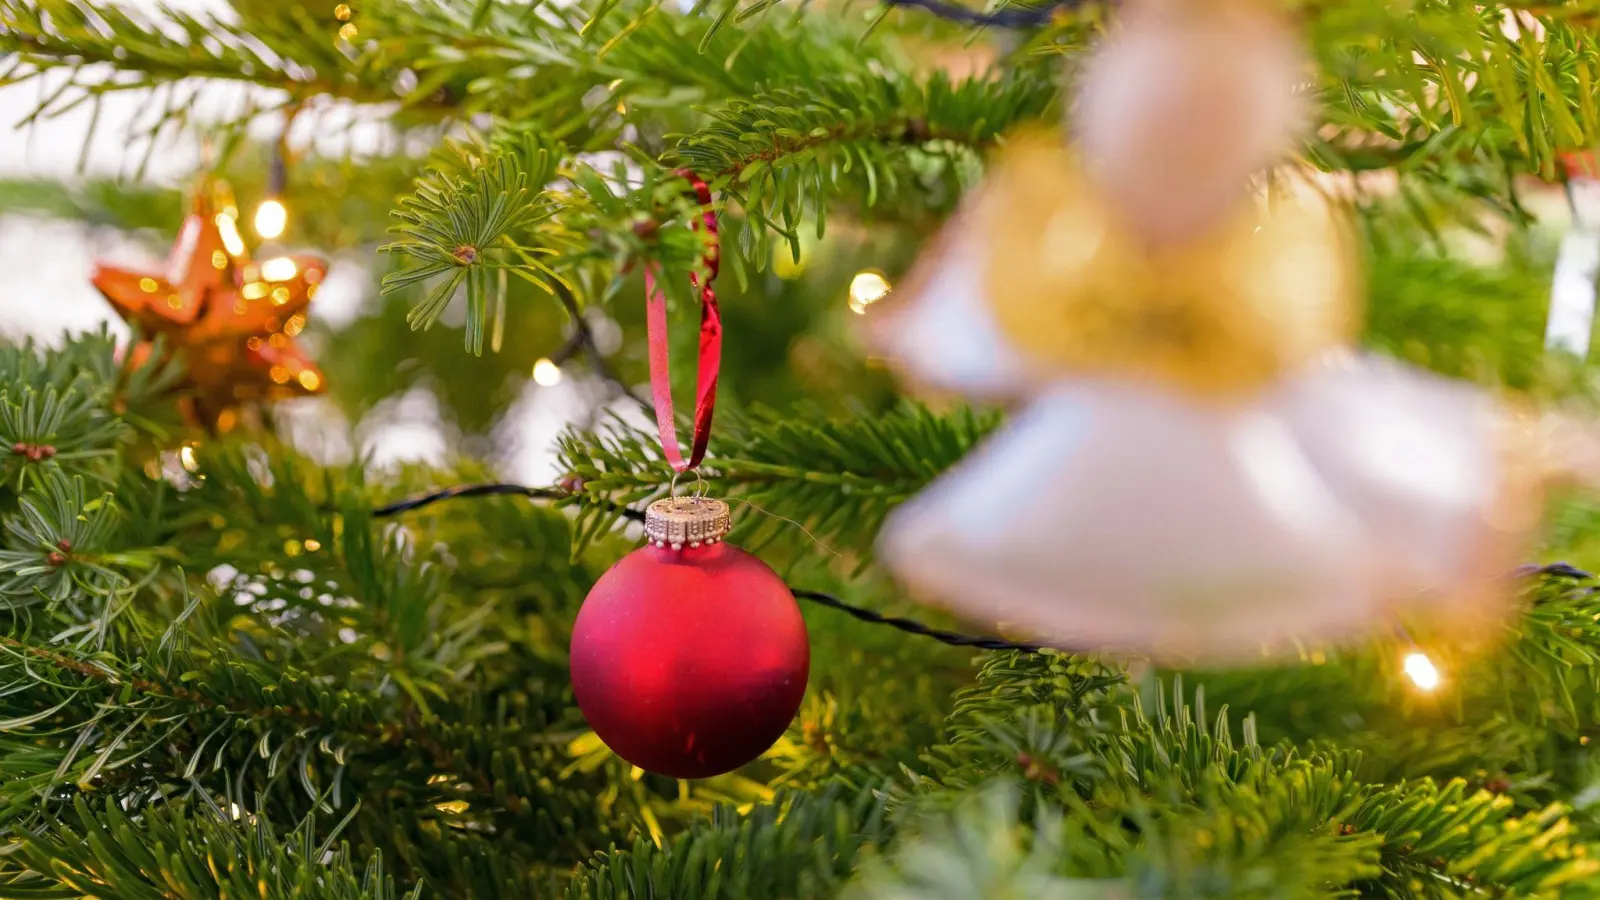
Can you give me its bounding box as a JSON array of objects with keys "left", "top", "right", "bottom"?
[{"left": 871, "top": 223, "right": 1531, "bottom": 662}]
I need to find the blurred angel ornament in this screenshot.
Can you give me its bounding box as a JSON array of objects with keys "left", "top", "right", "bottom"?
[
  {"left": 866, "top": 0, "right": 1563, "bottom": 663},
  {"left": 1073, "top": 0, "right": 1309, "bottom": 246}
]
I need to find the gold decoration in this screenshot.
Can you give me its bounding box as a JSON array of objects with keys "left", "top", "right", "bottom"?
[
  {"left": 978, "top": 130, "right": 1361, "bottom": 396},
  {"left": 93, "top": 187, "right": 329, "bottom": 431}
]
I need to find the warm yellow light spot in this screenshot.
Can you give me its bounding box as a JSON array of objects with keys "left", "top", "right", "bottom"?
[
  {"left": 253, "top": 199, "right": 288, "bottom": 240},
  {"left": 166, "top": 294, "right": 183, "bottom": 309},
  {"left": 271, "top": 286, "right": 292, "bottom": 305},
  {"left": 334, "top": 2, "right": 352, "bottom": 20},
  {"left": 435, "top": 800, "right": 470, "bottom": 814},
  {"left": 283, "top": 314, "right": 307, "bottom": 336},
  {"left": 214, "top": 213, "right": 247, "bottom": 257},
  {"left": 298, "top": 370, "right": 322, "bottom": 391},
  {"left": 306, "top": 283, "right": 320, "bottom": 300},
  {"left": 339, "top": 22, "right": 359, "bottom": 40},
  {"left": 215, "top": 408, "right": 238, "bottom": 432},
  {"left": 260, "top": 256, "right": 299, "bottom": 282},
  {"left": 246, "top": 336, "right": 263, "bottom": 350},
  {"left": 773, "top": 245, "right": 808, "bottom": 280},
  {"left": 242, "top": 282, "right": 269, "bottom": 301},
  {"left": 1403, "top": 652, "right": 1440, "bottom": 691},
  {"left": 139, "top": 277, "right": 158, "bottom": 293},
  {"left": 303, "top": 538, "right": 322, "bottom": 552},
  {"left": 532, "top": 357, "right": 563, "bottom": 386},
  {"left": 269, "top": 333, "right": 289, "bottom": 348},
  {"left": 848, "top": 270, "right": 891, "bottom": 314},
  {"left": 284, "top": 539, "right": 303, "bottom": 557},
  {"left": 179, "top": 444, "right": 199, "bottom": 472},
  {"left": 269, "top": 366, "right": 291, "bottom": 384},
  {"left": 212, "top": 250, "right": 228, "bottom": 270}
]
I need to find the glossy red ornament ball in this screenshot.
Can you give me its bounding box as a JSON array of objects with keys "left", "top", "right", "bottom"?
[{"left": 570, "top": 542, "right": 810, "bottom": 778}]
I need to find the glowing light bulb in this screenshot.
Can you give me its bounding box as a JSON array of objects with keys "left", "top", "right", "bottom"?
[
  {"left": 532, "top": 358, "right": 563, "bottom": 386},
  {"left": 773, "top": 242, "right": 810, "bottom": 280},
  {"left": 848, "top": 270, "right": 891, "bottom": 314},
  {"left": 1403, "top": 651, "right": 1440, "bottom": 691},
  {"left": 254, "top": 198, "right": 288, "bottom": 240},
  {"left": 214, "top": 213, "right": 247, "bottom": 257},
  {"left": 260, "top": 256, "right": 299, "bottom": 282}
]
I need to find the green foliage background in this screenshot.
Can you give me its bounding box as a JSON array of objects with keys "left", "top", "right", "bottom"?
[{"left": 8, "top": 0, "right": 1600, "bottom": 896}]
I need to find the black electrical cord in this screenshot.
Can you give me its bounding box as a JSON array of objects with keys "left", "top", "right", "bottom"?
[
  {"left": 373, "top": 483, "right": 578, "bottom": 518},
  {"left": 791, "top": 588, "right": 1046, "bottom": 652},
  {"left": 373, "top": 482, "right": 1592, "bottom": 655},
  {"left": 373, "top": 482, "right": 1047, "bottom": 652},
  {"left": 878, "top": 0, "right": 1084, "bottom": 29}
]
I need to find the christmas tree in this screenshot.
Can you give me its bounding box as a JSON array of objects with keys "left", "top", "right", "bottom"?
[{"left": 8, "top": 0, "right": 1600, "bottom": 896}]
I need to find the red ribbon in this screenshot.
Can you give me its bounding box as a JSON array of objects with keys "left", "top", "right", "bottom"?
[{"left": 644, "top": 170, "right": 721, "bottom": 473}]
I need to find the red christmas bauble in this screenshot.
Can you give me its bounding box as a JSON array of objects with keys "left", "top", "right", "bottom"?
[{"left": 570, "top": 540, "right": 810, "bottom": 778}]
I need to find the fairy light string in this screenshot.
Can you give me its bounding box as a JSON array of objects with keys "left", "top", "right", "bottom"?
[
  {"left": 371, "top": 480, "right": 1048, "bottom": 652},
  {"left": 372, "top": 481, "right": 1585, "bottom": 660},
  {"left": 878, "top": 0, "right": 1086, "bottom": 29}
]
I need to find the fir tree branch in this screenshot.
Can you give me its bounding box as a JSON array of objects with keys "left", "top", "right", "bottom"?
[
  {"left": 0, "top": 794, "right": 422, "bottom": 900},
  {"left": 566, "top": 783, "right": 895, "bottom": 900},
  {"left": 0, "top": 0, "right": 450, "bottom": 111},
  {"left": 895, "top": 654, "right": 1600, "bottom": 895},
  {"left": 0, "top": 620, "right": 619, "bottom": 891},
  {"left": 557, "top": 402, "right": 998, "bottom": 558}
]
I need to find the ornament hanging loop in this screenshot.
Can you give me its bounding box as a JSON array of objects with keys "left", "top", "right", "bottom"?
[
  {"left": 668, "top": 468, "right": 708, "bottom": 501},
  {"left": 644, "top": 169, "right": 722, "bottom": 475}
]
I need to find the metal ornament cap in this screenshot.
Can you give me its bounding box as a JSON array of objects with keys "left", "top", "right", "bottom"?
[{"left": 644, "top": 496, "right": 732, "bottom": 550}]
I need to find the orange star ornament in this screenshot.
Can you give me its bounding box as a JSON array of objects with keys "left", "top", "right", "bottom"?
[{"left": 92, "top": 189, "right": 329, "bottom": 432}]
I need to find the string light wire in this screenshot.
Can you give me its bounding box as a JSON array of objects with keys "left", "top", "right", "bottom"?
[
  {"left": 372, "top": 481, "right": 1049, "bottom": 652},
  {"left": 877, "top": 0, "right": 1092, "bottom": 28},
  {"left": 372, "top": 482, "right": 1584, "bottom": 659}
]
